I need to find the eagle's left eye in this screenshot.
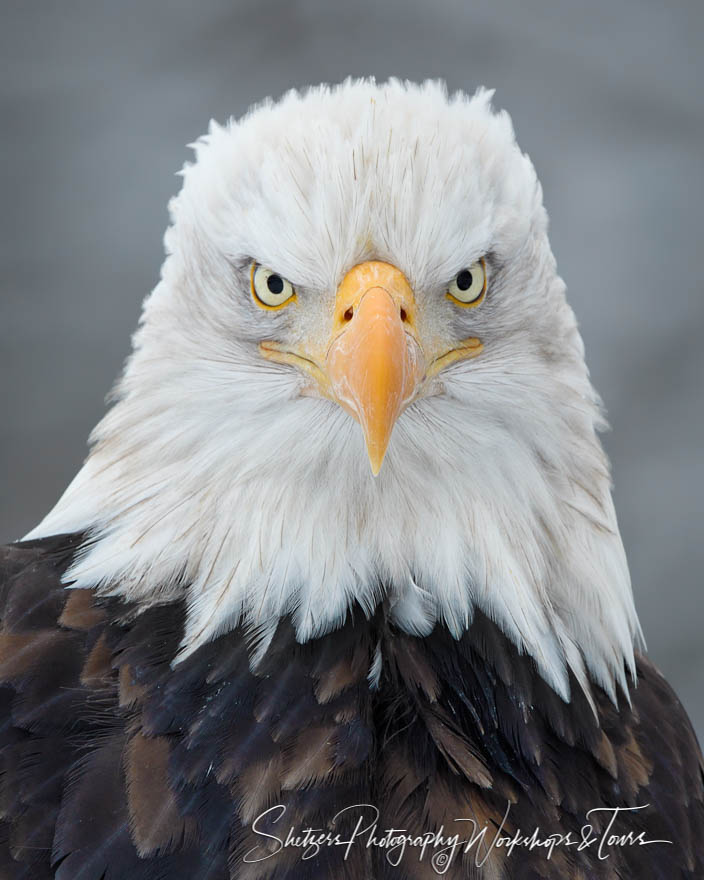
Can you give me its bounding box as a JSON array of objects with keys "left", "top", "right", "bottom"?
[
  {"left": 447, "top": 259, "right": 486, "bottom": 307},
  {"left": 251, "top": 263, "right": 296, "bottom": 309}
]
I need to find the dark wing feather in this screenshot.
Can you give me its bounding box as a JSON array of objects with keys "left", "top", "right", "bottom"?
[
  {"left": 0, "top": 536, "right": 377, "bottom": 879},
  {"left": 374, "top": 614, "right": 704, "bottom": 879},
  {"left": 1, "top": 535, "right": 702, "bottom": 879}
]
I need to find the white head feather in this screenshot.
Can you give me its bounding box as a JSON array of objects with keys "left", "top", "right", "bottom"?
[{"left": 28, "top": 79, "right": 644, "bottom": 702}]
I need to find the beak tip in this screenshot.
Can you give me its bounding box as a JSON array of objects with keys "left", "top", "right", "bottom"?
[{"left": 367, "top": 447, "right": 387, "bottom": 476}]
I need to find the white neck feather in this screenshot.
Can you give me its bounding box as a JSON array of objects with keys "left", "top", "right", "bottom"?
[{"left": 27, "top": 314, "right": 642, "bottom": 705}]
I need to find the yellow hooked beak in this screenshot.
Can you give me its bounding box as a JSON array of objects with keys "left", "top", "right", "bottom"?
[
  {"left": 260, "top": 261, "right": 482, "bottom": 475},
  {"left": 326, "top": 262, "right": 423, "bottom": 474}
]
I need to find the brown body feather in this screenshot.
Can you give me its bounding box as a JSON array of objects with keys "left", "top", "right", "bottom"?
[{"left": 0, "top": 535, "right": 702, "bottom": 879}]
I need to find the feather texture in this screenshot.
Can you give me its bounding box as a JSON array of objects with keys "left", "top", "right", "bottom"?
[
  {"left": 26, "top": 80, "right": 642, "bottom": 703},
  {"left": 0, "top": 536, "right": 701, "bottom": 879}
]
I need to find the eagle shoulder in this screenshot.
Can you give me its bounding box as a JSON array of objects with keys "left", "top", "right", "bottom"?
[
  {"left": 0, "top": 534, "right": 378, "bottom": 879},
  {"left": 375, "top": 614, "right": 704, "bottom": 878}
]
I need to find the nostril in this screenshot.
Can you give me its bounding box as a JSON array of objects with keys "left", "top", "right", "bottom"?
[
  {"left": 399, "top": 307, "right": 408, "bottom": 323},
  {"left": 343, "top": 307, "right": 354, "bottom": 322}
]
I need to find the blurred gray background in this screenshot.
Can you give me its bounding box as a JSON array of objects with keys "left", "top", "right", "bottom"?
[{"left": 1, "top": 1, "right": 702, "bottom": 736}]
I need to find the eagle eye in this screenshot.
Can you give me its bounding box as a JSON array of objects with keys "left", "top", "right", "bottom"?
[
  {"left": 251, "top": 263, "right": 296, "bottom": 309},
  {"left": 447, "top": 259, "right": 486, "bottom": 307}
]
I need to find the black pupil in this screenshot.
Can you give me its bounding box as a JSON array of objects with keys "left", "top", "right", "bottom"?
[
  {"left": 456, "top": 269, "right": 473, "bottom": 291},
  {"left": 267, "top": 274, "right": 284, "bottom": 295}
]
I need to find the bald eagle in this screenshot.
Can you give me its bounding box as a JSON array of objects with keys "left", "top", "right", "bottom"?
[{"left": 2, "top": 80, "right": 702, "bottom": 879}]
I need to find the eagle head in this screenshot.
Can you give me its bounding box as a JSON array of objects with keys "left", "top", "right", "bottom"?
[{"left": 29, "top": 79, "right": 642, "bottom": 702}]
